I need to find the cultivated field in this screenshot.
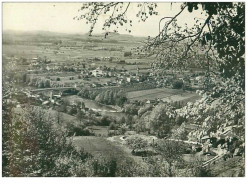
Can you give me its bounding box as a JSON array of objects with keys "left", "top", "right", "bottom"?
[
  {"left": 2, "top": 31, "right": 154, "bottom": 69},
  {"left": 127, "top": 88, "right": 200, "bottom": 103}
]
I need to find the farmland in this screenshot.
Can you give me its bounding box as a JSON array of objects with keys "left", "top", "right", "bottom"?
[
  {"left": 127, "top": 88, "right": 200, "bottom": 103},
  {"left": 2, "top": 31, "right": 153, "bottom": 67},
  {"left": 3, "top": 29, "right": 243, "bottom": 178}
]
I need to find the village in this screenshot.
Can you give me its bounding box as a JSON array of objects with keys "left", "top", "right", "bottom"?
[
  {"left": 2, "top": 27, "right": 244, "bottom": 178},
  {"left": 4, "top": 51, "right": 240, "bottom": 164}
]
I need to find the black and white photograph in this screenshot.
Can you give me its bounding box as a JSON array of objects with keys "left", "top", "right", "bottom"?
[{"left": 1, "top": 1, "right": 245, "bottom": 179}]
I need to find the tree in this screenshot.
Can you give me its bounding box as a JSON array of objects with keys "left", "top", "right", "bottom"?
[
  {"left": 147, "top": 104, "right": 176, "bottom": 138},
  {"left": 172, "top": 80, "right": 183, "bottom": 89},
  {"left": 56, "top": 111, "right": 63, "bottom": 125},
  {"left": 76, "top": 109, "right": 84, "bottom": 124},
  {"left": 38, "top": 80, "right": 45, "bottom": 88},
  {"left": 2, "top": 107, "right": 91, "bottom": 176},
  {"left": 119, "top": 116, "right": 126, "bottom": 124},
  {"left": 155, "top": 140, "right": 185, "bottom": 176},
  {"left": 124, "top": 51, "right": 132, "bottom": 57},
  {"left": 109, "top": 122, "right": 117, "bottom": 130},
  {"left": 76, "top": 2, "right": 245, "bottom": 83},
  {"left": 100, "top": 116, "right": 111, "bottom": 126},
  {"left": 23, "top": 73, "right": 27, "bottom": 83},
  {"left": 44, "top": 79, "right": 51, "bottom": 88},
  {"left": 69, "top": 106, "right": 77, "bottom": 116}
]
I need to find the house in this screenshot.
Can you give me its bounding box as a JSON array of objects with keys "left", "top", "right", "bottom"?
[
  {"left": 146, "top": 100, "right": 156, "bottom": 104},
  {"left": 127, "top": 77, "right": 134, "bottom": 83},
  {"left": 107, "top": 71, "right": 113, "bottom": 77},
  {"left": 92, "top": 68, "right": 104, "bottom": 77}
]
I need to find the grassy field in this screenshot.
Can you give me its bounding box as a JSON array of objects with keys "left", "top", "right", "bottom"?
[
  {"left": 72, "top": 136, "right": 132, "bottom": 163},
  {"left": 72, "top": 135, "right": 149, "bottom": 167},
  {"left": 127, "top": 88, "right": 200, "bottom": 103}
]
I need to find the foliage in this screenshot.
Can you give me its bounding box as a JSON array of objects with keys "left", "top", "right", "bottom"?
[
  {"left": 78, "top": 88, "right": 127, "bottom": 107},
  {"left": 188, "top": 158, "right": 212, "bottom": 177},
  {"left": 137, "top": 104, "right": 153, "bottom": 117},
  {"left": 66, "top": 123, "right": 95, "bottom": 137},
  {"left": 172, "top": 80, "right": 183, "bottom": 89},
  {"left": 124, "top": 51, "right": 132, "bottom": 57},
  {"left": 146, "top": 104, "right": 176, "bottom": 138},
  {"left": 154, "top": 140, "right": 185, "bottom": 176},
  {"left": 77, "top": 2, "right": 245, "bottom": 80},
  {"left": 100, "top": 116, "right": 112, "bottom": 126},
  {"left": 186, "top": 3, "right": 245, "bottom": 79},
  {"left": 177, "top": 73, "right": 244, "bottom": 143},
  {"left": 28, "top": 77, "right": 52, "bottom": 88},
  {"left": 115, "top": 159, "right": 150, "bottom": 177},
  {"left": 126, "top": 137, "right": 149, "bottom": 151},
  {"left": 91, "top": 158, "right": 117, "bottom": 177},
  {"left": 123, "top": 104, "right": 139, "bottom": 115},
  {"left": 108, "top": 122, "right": 117, "bottom": 130},
  {"left": 76, "top": 109, "right": 84, "bottom": 123},
  {"left": 68, "top": 106, "right": 78, "bottom": 115},
  {"left": 2, "top": 107, "right": 92, "bottom": 176},
  {"left": 75, "top": 3, "right": 158, "bottom": 35}
]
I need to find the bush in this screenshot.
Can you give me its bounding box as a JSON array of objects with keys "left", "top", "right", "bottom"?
[
  {"left": 66, "top": 123, "right": 95, "bottom": 136},
  {"left": 100, "top": 116, "right": 111, "bottom": 126},
  {"left": 109, "top": 122, "right": 117, "bottom": 130},
  {"left": 175, "top": 115, "right": 185, "bottom": 125},
  {"left": 68, "top": 107, "right": 77, "bottom": 115},
  {"left": 92, "top": 158, "right": 117, "bottom": 177},
  {"left": 2, "top": 107, "right": 92, "bottom": 176},
  {"left": 126, "top": 137, "right": 149, "bottom": 150},
  {"left": 124, "top": 51, "right": 132, "bottom": 57},
  {"left": 172, "top": 80, "right": 183, "bottom": 89}
]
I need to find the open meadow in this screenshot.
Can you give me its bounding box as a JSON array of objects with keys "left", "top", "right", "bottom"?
[{"left": 72, "top": 136, "right": 132, "bottom": 163}]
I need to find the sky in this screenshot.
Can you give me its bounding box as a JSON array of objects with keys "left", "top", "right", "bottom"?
[{"left": 2, "top": 2, "right": 205, "bottom": 37}]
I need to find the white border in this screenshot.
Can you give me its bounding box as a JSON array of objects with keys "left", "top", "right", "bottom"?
[{"left": 0, "top": 1, "right": 247, "bottom": 195}]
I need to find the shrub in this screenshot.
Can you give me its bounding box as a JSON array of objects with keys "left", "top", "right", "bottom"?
[
  {"left": 124, "top": 51, "right": 132, "bottom": 57},
  {"left": 172, "top": 80, "right": 183, "bottom": 89},
  {"left": 126, "top": 137, "right": 149, "bottom": 150},
  {"left": 2, "top": 107, "right": 92, "bottom": 176},
  {"left": 109, "top": 122, "right": 117, "bottom": 130},
  {"left": 66, "top": 123, "right": 95, "bottom": 136},
  {"left": 100, "top": 116, "right": 111, "bottom": 126}
]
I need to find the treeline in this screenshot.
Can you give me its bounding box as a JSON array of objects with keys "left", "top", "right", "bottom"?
[
  {"left": 25, "top": 76, "right": 51, "bottom": 88},
  {"left": 120, "top": 81, "right": 156, "bottom": 93},
  {"left": 78, "top": 88, "right": 127, "bottom": 107},
  {"left": 2, "top": 105, "right": 206, "bottom": 177},
  {"left": 2, "top": 105, "right": 138, "bottom": 177}
]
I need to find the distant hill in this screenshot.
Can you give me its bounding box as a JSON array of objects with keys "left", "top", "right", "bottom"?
[{"left": 3, "top": 30, "right": 147, "bottom": 45}]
